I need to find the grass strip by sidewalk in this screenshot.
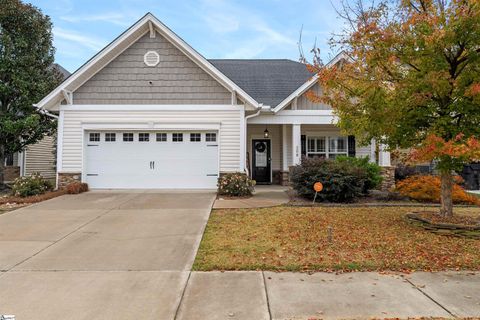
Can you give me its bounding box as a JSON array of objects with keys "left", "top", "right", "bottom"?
[{"left": 193, "top": 206, "right": 480, "bottom": 273}]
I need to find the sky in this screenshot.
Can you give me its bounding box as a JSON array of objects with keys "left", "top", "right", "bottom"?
[{"left": 27, "top": 0, "right": 348, "bottom": 73}]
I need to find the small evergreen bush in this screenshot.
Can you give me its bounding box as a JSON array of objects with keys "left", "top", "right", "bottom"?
[
  {"left": 11, "top": 173, "right": 53, "bottom": 197},
  {"left": 218, "top": 172, "right": 255, "bottom": 197},
  {"left": 335, "top": 156, "right": 382, "bottom": 192}
]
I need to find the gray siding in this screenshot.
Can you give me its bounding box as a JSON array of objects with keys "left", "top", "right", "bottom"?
[
  {"left": 296, "top": 83, "right": 332, "bottom": 110},
  {"left": 285, "top": 82, "right": 332, "bottom": 110},
  {"left": 74, "top": 33, "right": 231, "bottom": 105}
]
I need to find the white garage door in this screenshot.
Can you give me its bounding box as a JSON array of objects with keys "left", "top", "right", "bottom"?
[{"left": 84, "top": 131, "right": 219, "bottom": 189}]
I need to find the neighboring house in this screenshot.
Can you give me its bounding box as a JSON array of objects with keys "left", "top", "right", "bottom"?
[
  {"left": 35, "top": 13, "right": 393, "bottom": 190},
  {"left": 4, "top": 64, "right": 71, "bottom": 183}
]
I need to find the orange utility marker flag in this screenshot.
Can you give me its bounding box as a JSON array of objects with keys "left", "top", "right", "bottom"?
[{"left": 313, "top": 182, "right": 323, "bottom": 204}]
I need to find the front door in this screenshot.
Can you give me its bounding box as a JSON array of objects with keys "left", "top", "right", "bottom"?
[{"left": 252, "top": 139, "right": 271, "bottom": 184}]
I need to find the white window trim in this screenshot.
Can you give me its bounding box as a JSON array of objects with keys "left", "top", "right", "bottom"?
[{"left": 306, "top": 135, "right": 348, "bottom": 159}]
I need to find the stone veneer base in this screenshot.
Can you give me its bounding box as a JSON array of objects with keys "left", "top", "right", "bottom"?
[{"left": 58, "top": 172, "right": 82, "bottom": 189}]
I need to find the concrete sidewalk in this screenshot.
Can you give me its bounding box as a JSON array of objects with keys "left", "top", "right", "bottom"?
[{"left": 176, "top": 271, "right": 480, "bottom": 320}]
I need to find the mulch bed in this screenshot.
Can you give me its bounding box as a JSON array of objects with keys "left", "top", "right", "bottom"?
[{"left": 0, "top": 189, "right": 67, "bottom": 210}]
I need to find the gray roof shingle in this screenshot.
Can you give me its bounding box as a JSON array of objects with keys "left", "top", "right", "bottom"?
[{"left": 209, "top": 59, "right": 313, "bottom": 107}]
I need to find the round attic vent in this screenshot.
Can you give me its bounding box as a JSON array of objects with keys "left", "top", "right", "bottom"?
[{"left": 144, "top": 51, "right": 160, "bottom": 67}]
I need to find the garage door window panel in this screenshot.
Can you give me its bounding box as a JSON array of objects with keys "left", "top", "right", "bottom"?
[
  {"left": 206, "top": 133, "right": 217, "bottom": 142},
  {"left": 105, "top": 133, "right": 116, "bottom": 142},
  {"left": 173, "top": 133, "right": 183, "bottom": 142},
  {"left": 89, "top": 133, "right": 100, "bottom": 142},
  {"left": 139, "top": 133, "right": 150, "bottom": 142},
  {"left": 190, "top": 133, "right": 201, "bottom": 142},
  {"left": 123, "top": 133, "right": 134, "bottom": 142},
  {"left": 156, "top": 133, "right": 167, "bottom": 142}
]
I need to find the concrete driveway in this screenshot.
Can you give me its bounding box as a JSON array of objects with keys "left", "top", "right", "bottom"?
[{"left": 0, "top": 190, "right": 215, "bottom": 320}]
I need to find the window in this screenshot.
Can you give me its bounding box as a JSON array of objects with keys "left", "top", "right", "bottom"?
[
  {"left": 156, "top": 133, "right": 167, "bottom": 142},
  {"left": 306, "top": 136, "right": 347, "bottom": 159},
  {"left": 139, "top": 133, "right": 150, "bottom": 142},
  {"left": 328, "top": 137, "right": 347, "bottom": 159},
  {"left": 89, "top": 133, "right": 100, "bottom": 142},
  {"left": 307, "top": 137, "right": 326, "bottom": 158},
  {"left": 105, "top": 133, "right": 116, "bottom": 142},
  {"left": 123, "top": 133, "right": 134, "bottom": 142},
  {"left": 206, "top": 133, "right": 217, "bottom": 142},
  {"left": 172, "top": 133, "right": 183, "bottom": 142},
  {"left": 190, "top": 133, "right": 201, "bottom": 142},
  {"left": 5, "top": 154, "right": 14, "bottom": 166}
]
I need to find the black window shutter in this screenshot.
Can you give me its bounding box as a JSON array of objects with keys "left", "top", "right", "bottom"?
[
  {"left": 301, "top": 135, "right": 306, "bottom": 157},
  {"left": 348, "top": 135, "right": 356, "bottom": 157}
]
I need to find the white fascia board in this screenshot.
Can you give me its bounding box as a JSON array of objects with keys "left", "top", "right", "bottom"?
[
  {"left": 36, "top": 16, "right": 151, "bottom": 110},
  {"left": 247, "top": 113, "right": 337, "bottom": 125},
  {"left": 37, "top": 13, "right": 260, "bottom": 111},
  {"left": 59, "top": 104, "right": 245, "bottom": 111}
]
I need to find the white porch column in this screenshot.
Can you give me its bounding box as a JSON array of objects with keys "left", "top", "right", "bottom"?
[
  {"left": 282, "top": 124, "right": 288, "bottom": 171},
  {"left": 369, "top": 138, "right": 376, "bottom": 163},
  {"left": 292, "top": 124, "right": 301, "bottom": 165},
  {"left": 378, "top": 143, "right": 391, "bottom": 167}
]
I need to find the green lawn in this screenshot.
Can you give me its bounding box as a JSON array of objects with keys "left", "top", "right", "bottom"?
[{"left": 193, "top": 206, "right": 480, "bottom": 272}]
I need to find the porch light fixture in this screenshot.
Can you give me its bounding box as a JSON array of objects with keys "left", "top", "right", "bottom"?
[{"left": 264, "top": 127, "right": 269, "bottom": 138}]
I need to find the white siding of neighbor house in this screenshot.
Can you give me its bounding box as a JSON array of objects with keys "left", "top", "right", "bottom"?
[
  {"left": 73, "top": 33, "right": 231, "bottom": 105},
  {"left": 24, "top": 136, "right": 56, "bottom": 179},
  {"left": 60, "top": 109, "right": 242, "bottom": 173}
]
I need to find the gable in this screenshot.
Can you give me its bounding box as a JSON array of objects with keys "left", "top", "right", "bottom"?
[
  {"left": 36, "top": 13, "right": 259, "bottom": 110},
  {"left": 73, "top": 33, "right": 231, "bottom": 105},
  {"left": 285, "top": 82, "right": 332, "bottom": 110}
]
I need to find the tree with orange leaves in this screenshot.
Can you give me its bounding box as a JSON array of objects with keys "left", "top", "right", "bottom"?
[{"left": 307, "top": 0, "right": 480, "bottom": 217}]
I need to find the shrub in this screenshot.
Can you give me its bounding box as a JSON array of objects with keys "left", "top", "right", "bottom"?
[
  {"left": 395, "top": 164, "right": 417, "bottom": 181},
  {"left": 11, "top": 173, "right": 53, "bottom": 197},
  {"left": 218, "top": 172, "right": 255, "bottom": 197},
  {"left": 335, "top": 156, "right": 382, "bottom": 192},
  {"left": 290, "top": 157, "right": 371, "bottom": 203},
  {"left": 395, "top": 175, "right": 479, "bottom": 205},
  {"left": 66, "top": 182, "right": 89, "bottom": 194}
]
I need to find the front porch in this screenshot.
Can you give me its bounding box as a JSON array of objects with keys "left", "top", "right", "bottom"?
[{"left": 246, "top": 121, "right": 392, "bottom": 186}]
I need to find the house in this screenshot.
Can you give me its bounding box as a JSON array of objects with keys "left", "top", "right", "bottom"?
[
  {"left": 35, "top": 13, "right": 393, "bottom": 190},
  {"left": 4, "top": 64, "right": 70, "bottom": 184}
]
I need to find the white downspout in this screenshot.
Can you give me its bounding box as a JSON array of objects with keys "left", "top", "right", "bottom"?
[{"left": 244, "top": 108, "right": 262, "bottom": 176}]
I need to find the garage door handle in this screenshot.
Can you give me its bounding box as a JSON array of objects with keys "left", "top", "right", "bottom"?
[
  {"left": 149, "top": 161, "right": 152, "bottom": 169},
  {"left": 152, "top": 161, "right": 155, "bottom": 169}
]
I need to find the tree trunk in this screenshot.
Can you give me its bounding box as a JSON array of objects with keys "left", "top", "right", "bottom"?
[{"left": 440, "top": 170, "right": 454, "bottom": 218}]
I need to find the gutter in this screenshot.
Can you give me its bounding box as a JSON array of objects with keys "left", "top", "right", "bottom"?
[{"left": 33, "top": 104, "right": 58, "bottom": 119}]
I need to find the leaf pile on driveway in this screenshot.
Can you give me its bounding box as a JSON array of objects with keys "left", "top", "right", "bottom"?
[{"left": 194, "top": 206, "right": 480, "bottom": 272}]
